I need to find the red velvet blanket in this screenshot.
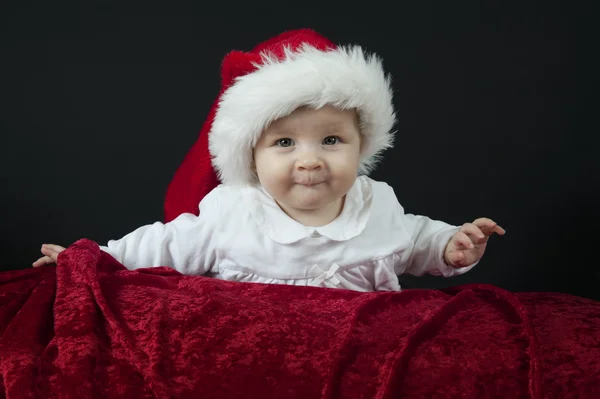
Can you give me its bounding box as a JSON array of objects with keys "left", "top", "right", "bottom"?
[{"left": 1, "top": 239, "right": 599, "bottom": 398}]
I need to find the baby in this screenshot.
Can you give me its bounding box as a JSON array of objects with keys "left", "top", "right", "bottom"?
[{"left": 33, "top": 29, "right": 505, "bottom": 292}]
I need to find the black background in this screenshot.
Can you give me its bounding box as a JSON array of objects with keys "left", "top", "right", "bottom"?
[{"left": 2, "top": 2, "right": 597, "bottom": 300}]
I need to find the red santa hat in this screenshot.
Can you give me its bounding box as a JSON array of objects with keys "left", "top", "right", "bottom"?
[{"left": 164, "top": 28, "right": 396, "bottom": 222}]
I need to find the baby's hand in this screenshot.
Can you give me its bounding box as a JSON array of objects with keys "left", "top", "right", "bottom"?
[
  {"left": 32, "top": 244, "right": 66, "bottom": 267},
  {"left": 444, "top": 218, "right": 505, "bottom": 268}
]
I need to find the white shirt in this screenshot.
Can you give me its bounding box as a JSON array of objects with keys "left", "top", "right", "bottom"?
[{"left": 101, "top": 176, "right": 476, "bottom": 291}]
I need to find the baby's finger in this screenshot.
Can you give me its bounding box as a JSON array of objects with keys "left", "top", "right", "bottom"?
[
  {"left": 446, "top": 250, "right": 466, "bottom": 267},
  {"left": 41, "top": 244, "right": 66, "bottom": 260},
  {"left": 472, "top": 218, "right": 506, "bottom": 236},
  {"left": 32, "top": 256, "right": 55, "bottom": 267},
  {"left": 459, "top": 223, "right": 486, "bottom": 243},
  {"left": 40, "top": 247, "right": 59, "bottom": 259},
  {"left": 492, "top": 224, "right": 506, "bottom": 235},
  {"left": 42, "top": 244, "right": 66, "bottom": 253},
  {"left": 453, "top": 231, "right": 474, "bottom": 249}
]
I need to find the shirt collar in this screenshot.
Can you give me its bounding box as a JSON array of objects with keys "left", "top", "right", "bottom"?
[{"left": 243, "top": 177, "right": 373, "bottom": 244}]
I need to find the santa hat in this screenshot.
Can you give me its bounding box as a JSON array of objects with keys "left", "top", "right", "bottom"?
[{"left": 164, "top": 28, "right": 396, "bottom": 223}]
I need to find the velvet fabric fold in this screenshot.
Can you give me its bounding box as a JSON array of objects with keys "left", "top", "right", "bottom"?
[{"left": 1, "top": 239, "right": 598, "bottom": 398}]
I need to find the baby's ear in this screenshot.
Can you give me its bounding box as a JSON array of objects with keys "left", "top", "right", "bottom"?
[
  {"left": 250, "top": 149, "right": 256, "bottom": 171},
  {"left": 220, "top": 51, "right": 263, "bottom": 89}
]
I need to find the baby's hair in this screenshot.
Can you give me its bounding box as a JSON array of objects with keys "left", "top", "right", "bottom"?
[{"left": 266, "top": 103, "right": 365, "bottom": 139}]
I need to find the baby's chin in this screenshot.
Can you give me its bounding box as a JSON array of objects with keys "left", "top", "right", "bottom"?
[{"left": 285, "top": 192, "right": 343, "bottom": 211}]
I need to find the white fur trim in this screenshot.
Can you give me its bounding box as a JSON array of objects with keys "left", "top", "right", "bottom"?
[{"left": 209, "top": 44, "right": 397, "bottom": 186}]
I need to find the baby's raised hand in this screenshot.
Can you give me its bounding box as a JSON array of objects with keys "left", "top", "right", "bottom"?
[
  {"left": 32, "top": 244, "right": 66, "bottom": 267},
  {"left": 444, "top": 218, "right": 505, "bottom": 268}
]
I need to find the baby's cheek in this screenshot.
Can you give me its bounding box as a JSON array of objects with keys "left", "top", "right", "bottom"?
[
  {"left": 259, "top": 169, "right": 289, "bottom": 192},
  {"left": 333, "top": 155, "right": 360, "bottom": 175}
]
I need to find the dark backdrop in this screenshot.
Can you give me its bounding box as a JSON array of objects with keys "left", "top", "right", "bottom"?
[{"left": 2, "top": 2, "right": 596, "bottom": 300}]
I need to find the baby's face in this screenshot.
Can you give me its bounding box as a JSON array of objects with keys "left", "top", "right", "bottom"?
[{"left": 254, "top": 105, "right": 361, "bottom": 223}]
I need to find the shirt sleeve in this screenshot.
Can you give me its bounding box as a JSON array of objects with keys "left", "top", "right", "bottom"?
[
  {"left": 399, "top": 212, "right": 477, "bottom": 277},
  {"left": 99, "top": 189, "right": 220, "bottom": 275},
  {"left": 375, "top": 180, "right": 477, "bottom": 277}
]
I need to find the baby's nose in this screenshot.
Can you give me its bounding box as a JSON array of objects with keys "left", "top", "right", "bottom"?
[{"left": 296, "top": 157, "right": 324, "bottom": 171}]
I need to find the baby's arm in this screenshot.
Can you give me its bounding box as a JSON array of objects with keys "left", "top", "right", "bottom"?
[
  {"left": 99, "top": 212, "right": 216, "bottom": 274},
  {"left": 399, "top": 213, "right": 467, "bottom": 277},
  {"left": 33, "top": 190, "right": 220, "bottom": 275},
  {"left": 399, "top": 214, "right": 504, "bottom": 277}
]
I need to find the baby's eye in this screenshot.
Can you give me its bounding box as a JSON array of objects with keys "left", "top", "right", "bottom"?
[
  {"left": 323, "top": 136, "right": 340, "bottom": 145},
  {"left": 276, "top": 138, "right": 295, "bottom": 147}
]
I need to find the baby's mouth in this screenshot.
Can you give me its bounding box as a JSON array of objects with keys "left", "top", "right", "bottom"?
[
  {"left": 295, "top": 172, "right": 327, "bottom": 187},
  {"left": 295, "top": 178, "right": 325, "bottom": 187},
  {"left": 299, "top": 182, "right": 322, "bottom": 187}
]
